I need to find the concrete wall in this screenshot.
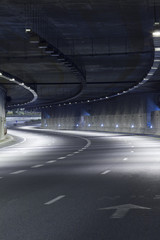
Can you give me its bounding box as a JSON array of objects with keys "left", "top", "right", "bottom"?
[
  {"left": 0, "top": 87, "right": 6, "bottom": 140},
  {"left": 42, "top": 93, "right": 160, "bottom": 136}
]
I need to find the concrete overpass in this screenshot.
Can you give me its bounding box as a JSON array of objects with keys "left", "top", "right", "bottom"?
[
  {"left": 0, "top": 0, "right": 160, "bottom": 139},
  {"left": 1, "top": 2, "right": 160, "bottom": 239}
]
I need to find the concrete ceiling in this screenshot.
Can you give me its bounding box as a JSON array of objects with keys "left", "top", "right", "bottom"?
[{"left": 0, "top": 0, "right": 159, "bottom": 108}]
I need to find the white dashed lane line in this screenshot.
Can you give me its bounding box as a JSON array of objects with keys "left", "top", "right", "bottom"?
[
  {"left": 31, "top": 164, "right": 44, "bottom": 168},
  {"left": 1, "top": 135, "right": 91, "bottom": 179},
  {"left": 123, "top": 157, "right": 128, "bottom": 161},
  {"left": 10, "top": 170, "right": 27, "bottom": 175},
  {"left": 46, "top": 160, "right": 57, "bottom": 164},
  {"left": 58, "top": 157, "right": 66, "bottom": 160},
  {"left": 101, "top": 170, "right": 111, "bottom": 175},
  {"left": 44, "top": 195, "right": 66, "bottom": 205}
]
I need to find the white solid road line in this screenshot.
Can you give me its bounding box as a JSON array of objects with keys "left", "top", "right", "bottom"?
[
  {"left": 44, "top": 195, "right": 66, "bottom": 205},
  {"left": 31, "top": 164, "right": 44, "bottom": 168},
  {"left": 101, "top": 170, "right": 111, "bottom": 175},
  {"left": 58, "top": 157, "right": 66, "bottom": 159},
  {"left": 46, "top": 160, "right": 57, "bottom": 164},
  {"left": 10, "top": 170, "right": 27, "bottom": 175},
  {"left": 123, "top": 157, "right": 128, "bottom": 161}
]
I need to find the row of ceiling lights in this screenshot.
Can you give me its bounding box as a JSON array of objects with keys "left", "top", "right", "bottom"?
[
  {"left": 8, "top": 24, "right": 160, "bottom": 110},
  {"left": 36, "top": 23, "right": 160, "bottom": 110},
  {"left": 26, "top": 29, "right": 85, "bottom": 80},
  {"left": 2, "top": 72, "right": 38, "bottom": 108}
]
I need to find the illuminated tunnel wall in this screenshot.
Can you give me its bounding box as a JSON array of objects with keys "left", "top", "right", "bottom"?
[
  {"left": 42, "top": 93, "right": 160, "bottom": 135},
  {"left": 0, "top": 87, "right": 6, "bottom": 140}
]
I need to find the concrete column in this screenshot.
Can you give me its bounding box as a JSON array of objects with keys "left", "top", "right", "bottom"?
[{"left": 0, "top": 87, "right": 6, "bottom": 140}]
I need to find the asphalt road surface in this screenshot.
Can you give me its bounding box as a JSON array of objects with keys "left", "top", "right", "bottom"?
[{"left": 0, "top": 126, "right": 160, "bottom": 240}]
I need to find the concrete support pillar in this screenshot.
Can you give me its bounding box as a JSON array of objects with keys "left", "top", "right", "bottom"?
[{"left": 0, "top": 87, "right": 6, "bottom": 140}]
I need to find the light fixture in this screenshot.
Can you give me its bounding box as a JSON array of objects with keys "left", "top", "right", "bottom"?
[
  {"left": 151, "top": 67, "right": 157, "bottom": 69},
  {"left": 152, "top": 22, "right": 160, "bottom": 37},
  {"left": 50, "top": 52, "right": 59, "bottom": 57},
  {"left": 45, "top": 47, "right": 54, "bottom": 54},
  {"left": 38, "top": 41, "right": 47, "bottom": 49},
  {"left": 57, "top": 55, "right": 66, "bottom": 61},
  {"left": 25, "top": 28, "right": 31, "bottom": 32},
  {"left": 29, "top": 34, "right": 39, "bottom": 44},
  {"left": 155, "top": 47, "right": 160, "bottom": 51}
]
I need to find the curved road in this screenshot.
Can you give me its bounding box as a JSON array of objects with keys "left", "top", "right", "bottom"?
[{"left": 0, "top": 127, "right": 160, "bottom": 240}]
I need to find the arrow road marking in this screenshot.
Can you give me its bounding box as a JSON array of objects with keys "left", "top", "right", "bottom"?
[{"left": 99, "top": 204, "right": 151, "bottom": 218}]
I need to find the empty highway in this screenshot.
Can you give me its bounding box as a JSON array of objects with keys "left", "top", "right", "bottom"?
[{"left": 0, "top": 127, "right": 160, "bottom": 240}]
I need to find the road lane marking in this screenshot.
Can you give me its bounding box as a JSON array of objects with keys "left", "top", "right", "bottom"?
[
  {"left": 44, "top": 195, "right": 65, "bottom": 205},
  {"left": 0, "top": 177, "right": 3, "bottom": 179},
  {"left": 31, "top": 164, "right": 44, "bottom": 168},
  {"left": 123, "top": 157, "right": 128, "bottom": 161},
  {"left": 99, "top": 204, "right": 151, "bottom": 218},
  {"left": 58, "top": 157, "right": 66, "bottom": 159},
  {"left": 131, "top": 146, "right": 135, "bottom": 148},
  {"left": 154, "top": 195, "right": 160, "bottom": 199},
  {"left": 101, "top": 170, "right": 111, "bottom": 175},
  {"left": 46, "top": 160, "right": 57, "bottom": 164},
  {"left": 131, "top": 150, "right": 134, "bottom": 153},
  {"left": 74, "top": 152, "right": 79, "bottom": 154},
  {"left": 67, "top": 154, "right": 74, "bottom": 157},
  {"left": 10, "top": 170, "right": 27, "bottom": 175}
]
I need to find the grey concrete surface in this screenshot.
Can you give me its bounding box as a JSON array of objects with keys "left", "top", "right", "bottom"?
[
  {"left": 42, "top": 92, "right": 160, "bottom": 136},
  {"left": 0, "top": 127, "right": 160, "bottom": 239}
]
